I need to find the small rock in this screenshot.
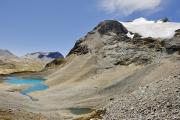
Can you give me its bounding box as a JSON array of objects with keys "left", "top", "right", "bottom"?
[{"left": 110, "top": 98, "right": 114, "bottom": 101}]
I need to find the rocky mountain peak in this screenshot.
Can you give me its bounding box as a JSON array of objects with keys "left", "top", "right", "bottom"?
[
  {"left": 0, "top": 49, "right": 17, "bottom": 58},
  {"left": 68, "top": 20, "right": 129, "bottom": 56},
  {"left": 94, "top": 20, "right": 128, "bottom": 35},
  {"left": 68, "top": 18, "right": 180, "bottom": 69}
]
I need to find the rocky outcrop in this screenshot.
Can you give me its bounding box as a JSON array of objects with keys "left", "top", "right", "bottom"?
[
  {"left": 165, "top": 38, "right": 180, "bottom": 55},
  {"left": 45, "top": 58, "right": 66, "bottom": 68},
  {"left": 174, "top": 29, "right": 180, "bottom": 37},
  {"left": 163, "top": 29, "right": 180, "bottom": 55},
  {"left": 68, "top": 39, "right": 89, "bottom": 56}
]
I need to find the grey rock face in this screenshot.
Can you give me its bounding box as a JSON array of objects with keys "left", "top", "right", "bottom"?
[
  {"left": 165, "top": 30, "right": 180, "bottom": 54},
  {"left": 68, "top": 39, "right": 89, "bottom": 56},
  {"left": 165, "top": 42, "right": 180, "bottom": 54}
]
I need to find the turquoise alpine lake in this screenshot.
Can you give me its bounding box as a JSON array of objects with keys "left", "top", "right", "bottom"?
[{"left": 5, "top": 77, "right": 48, "bottom": 95}]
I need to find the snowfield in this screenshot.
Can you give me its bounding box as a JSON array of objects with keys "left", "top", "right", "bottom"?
[{"left": 121, "top": 17, "right": 180, "bottom": 39}]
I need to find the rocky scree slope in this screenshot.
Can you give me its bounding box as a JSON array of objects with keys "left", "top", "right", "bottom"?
[{"left": 102, "top": 65, "right": 180, "bottom": 120}]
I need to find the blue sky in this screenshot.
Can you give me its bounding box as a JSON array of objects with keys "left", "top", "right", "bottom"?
[{"left": 0, "top": 0, "right": 179, "bottom": 56}]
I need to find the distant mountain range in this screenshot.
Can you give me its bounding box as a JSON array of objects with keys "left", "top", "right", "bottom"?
[
  {"left": 0, "top": 49, "right": 17, "bottom": 59},
  {"left": 24, "top": 52, "right": 64, "bottom": 62},
  {"left": 0, "top": 49, "right": 63, "bottom": 74}
]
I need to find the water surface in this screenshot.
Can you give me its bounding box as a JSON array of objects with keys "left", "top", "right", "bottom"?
[
  {"left": 5, "top": 77, "right": 48, "bottom": 95},
  {"left": 69, "top": 108, "right": 93, "bottom": 115}
]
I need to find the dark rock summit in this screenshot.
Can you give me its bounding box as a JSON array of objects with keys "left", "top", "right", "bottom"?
[
  {"left": 95, "top": 20, "right": 128, "bottom": 35},
  {"left": 94, "top": 20, "right": 128, "bottom": 35}
]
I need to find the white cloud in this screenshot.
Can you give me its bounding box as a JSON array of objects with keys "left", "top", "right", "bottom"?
[{"left": 99, "top": 0, "right": 162, "bottom": 15}]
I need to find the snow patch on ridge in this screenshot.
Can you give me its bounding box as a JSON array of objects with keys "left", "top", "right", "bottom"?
[
  {"left": 126, "top": 32, "right": 134, "bottom": 38},
  {"left": 121, "top": 18, "right": 180, "bottom": 39}
]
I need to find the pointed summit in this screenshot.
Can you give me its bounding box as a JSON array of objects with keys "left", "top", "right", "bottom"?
[{"left": 94, "top": 20, "right": 128, "bottom": 35}]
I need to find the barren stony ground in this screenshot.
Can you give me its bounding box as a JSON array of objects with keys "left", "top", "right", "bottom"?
[{"left": 102, "top": 60, "right": 180, "bottom": 120}]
